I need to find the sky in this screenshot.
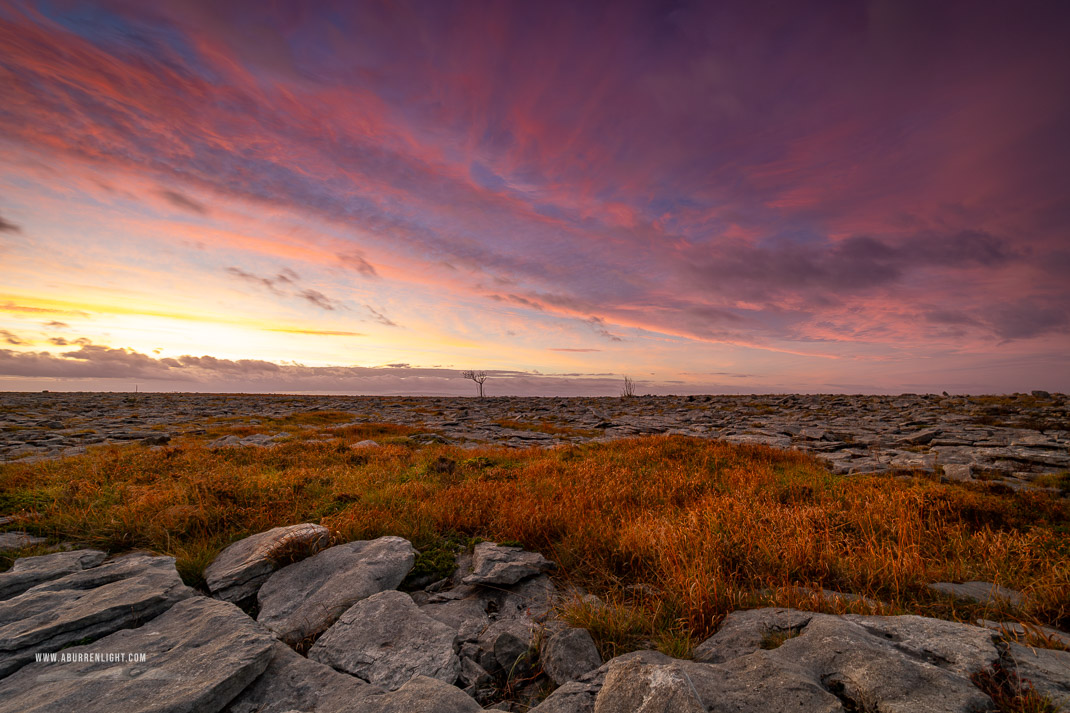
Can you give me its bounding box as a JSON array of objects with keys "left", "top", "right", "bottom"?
[{"left": 1, "top": 0, "right": 1068, "bottom": 396}]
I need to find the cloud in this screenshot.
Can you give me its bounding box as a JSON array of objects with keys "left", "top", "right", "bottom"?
[
  {"left": 549, "top": 348, "right": 601, "bottom": 352},
  {"left": 225, "top": 266, "right": 300, "bottom": 296},
  {"left": 158, "top": 189, "right": 208, "bottom": 214},
  {"left": 338, "top": 252, "right": 378, "bottom": 277},
  {"left": 364, "top": 305, "right": 397, "bottom": 327},
  {"left": 0, "top": 330, "right": 25, "bottom": 345},
  {"left": 987, "top": 298, "right": 1069, "bottom": 341},
  {"left": 266, "top": 328, "right": 365, "bottom": 337},
  {"left": 44, "top": 321, "right": 70, "bottom": 329},
  {"left": 0, "top": 214, "right": 21, "bottom": 233},
  {"left": 586, "top": 316, "right": 623, "bottom": 342},
  {"left": 299, "top": 289, "right": 337, "bottom": 311},
  {"left": 49, "top": 337, "right": 69, "bottom": 346},
  {"left": 225, "top": 267, "right": 343, "bottom": 311},
  {"left": 0, "top": 343, "right": 635, "bottom": 395}
]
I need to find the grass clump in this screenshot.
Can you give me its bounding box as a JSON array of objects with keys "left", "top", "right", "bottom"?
[{"left": 1, "top": 435, "right": 1068, "bottom": 655}]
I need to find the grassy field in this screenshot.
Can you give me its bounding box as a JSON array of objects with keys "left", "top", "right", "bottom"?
[{"left": 1, "top": 416, "right": 1068, "bottom": 661}]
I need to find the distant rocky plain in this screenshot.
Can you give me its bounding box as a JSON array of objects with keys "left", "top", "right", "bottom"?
[
  {"left": 1, "top": 390, "right": 1067, "bottom": 486},
  {"left": 1, "top": 391, "right": 1069, "bottom": 712}
]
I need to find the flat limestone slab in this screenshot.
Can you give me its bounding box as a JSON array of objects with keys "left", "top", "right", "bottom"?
[
  {"left": 0, "top": 596, "right": 276, "bottom": 713},
  {"left": 205, "top": 523, "right": 330, "bottom": 603},
  {"left": 0, "top": 553, "right": 195, "bottom": 678},
  {"left": 257, "top": 536, "right": 416, "bottom": 645},
  {"left": 0, "top": 549, "right": 106, "bottom": 602},
  {"left": 309, "top": 589, "right": 460, "bottom": 690}
]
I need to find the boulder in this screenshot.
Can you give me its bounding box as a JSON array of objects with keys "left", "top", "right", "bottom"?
[
  {"left": 529, "top": 651, "right": 675, "bottom": 713},
  {"left": 0, "top": 596, "right": 275, "bottom": 713},
  {"left": 0, "top": 553, "right": 194, "bottom": 678},
  {"left": 593, "top": 658, "right": 705, "bottom": 713},
  {"left": 0, "top": 549, "right": 106, "bottom": 601},
  {"left": 462, "top": 542, "right": 556, "bottom": 586},
  {"left": 224, "top": 641, "right": 372, "bottom": 713},
  {"left": 205, "top": 523, "right": 330, "bottom": 603},
  {"left": 257, "top": 536, "right": 415, "bottom": 645},
  {"left": 309, "top": 589, "right": 460, "bottom": 690},
  {"left": 542, "top": 627, "right": 603, "bottom": 686}
]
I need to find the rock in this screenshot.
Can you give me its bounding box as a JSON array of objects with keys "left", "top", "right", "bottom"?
[
  {"left": 140, "top": 434, "right": 171, "bottom": 445},
  {"left": 362, "top": 675, "right": 482, "bottom": 713},
  {"left": 692, "top": 607, "right": 815, "bottom": 663},
  {"left": 942, "top": 463, "right": 973, "bottom": 481},
  {"left": 205, "top": 523, "right": 330, "bottom": 604},
  {"left": 351, "top": 439, "right": 380, "bottom": 448},
  {"left": 1032, "top": 390, "right": 1052, "bottom": 399},
  {"left": 0, "top": 549, "right": 106, "bottom": 601},
  {"left": 593, "top": 658, "right": 705, "bottom": 713},
  {"left": 688, "top": 609, "right": 1004, "bottom": 712},
  {"left": 529, "top": 680, "right": 598, "bottom": 713},
  {"left": 928, "top": 581, "right": 1026, "bottom": 608},
  {"left": 308, "top": 589, "right": 460, "bottom": 690},
  {"left": 542, "top": 628, "right": 603, "bottom": 685},
  {"left": 223, "top": 641, "right": 371, "bottom": 713},
  {"left": 0, "top": 553, "right": 195, "bottom": 678},
  {"left": 0, "top": 596, "right": 275, "bottom": 713},
  {"left": 0, "top": 531, "right": 46, "bottom": 552},
  {"left": 257, "top": 536, "right": 415, "bottom": 645},
  {"left": 841, "top": 613, "right": 1001, "bottom": 678},
  {"left": 1004, "top": 642, "right": 1070, "bottom": 708},
  {"left": 896, "top": 428, "right": 941, "bottom": 446},
  {"left": 529, "top": 651, "right": 675, "bottom": 713},
  {"left": 462, "top": 542, "right": 556, "bottom": 586}
]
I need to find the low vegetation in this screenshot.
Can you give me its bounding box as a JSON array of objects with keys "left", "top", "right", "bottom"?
[{"left": 1, "top": 427, "right": 1068, "bottom": 661}]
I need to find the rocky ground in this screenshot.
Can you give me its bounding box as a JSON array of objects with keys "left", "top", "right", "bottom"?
[
  {"left": 1, "top": 391, "right": 1067, "bottom": 488},
  {"left": 0, "top": 528, "right": 1066, "bottom": 712}
]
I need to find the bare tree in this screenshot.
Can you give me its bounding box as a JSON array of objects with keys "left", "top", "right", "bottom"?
[
  {"left": 462, "top": 370, "right": 488, "bottom": 398},
  {"left": 621, "top": 375, "right": 637, "bottom": 398}
]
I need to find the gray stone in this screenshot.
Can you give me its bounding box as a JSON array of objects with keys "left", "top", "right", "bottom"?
[
  {"left": 0, "top": 549, "right": 106, "bottom": 601},
  {"left": 361, "top": 675, "right": 482, "bottom": 713},
  {"left": 0, "top": 531, "right": 46, "bottom": 552},
  {"left": 223, "top": 641, "right": 371, "bottom": 713},
  {"left": 593, "top": 658, "right": 705, "bottom": 713},
  {"left": 689, "top": 609, "right": 1002, "bottom": 712},
  {"left": 896, "top": 428, "right": 941, "bottom": 445},
  {"left": 529, "top": 651, "right": 674, "bottom": 713},
  {"left": 0, "top": 596, "right": 275, "bottom": 713},
  {"left": 928, "top": 581, "right": 1026, "bottom": 608},
  {"left": 462, "top": 542, "right": 556, "bottom": 586},
  {"left": 542, "top": 628, "right": 603, "bottom": 686},
  {"left": 257, "top": 536, "right": 415, "bottom": 645},
  {"left": 0, "top": 553, "right": 195, "bottom": 678},
  {"left": 1004, "top": 642, "right": 1070, "bottom": 708},
  {"left": 942, "top": 463, "right": 974, "bottom": 481},
  {"left": 205, "top": 523, "right": 330, "bottom": 604},
  {"left": 842, "top": 613, "right": 1000, "bottom": 678},
  {"left": 308, "top": 589, "right": 459, "bottom": 690},
  {"left": 692, "top": 607, "right": 815, "bottom": 663}
]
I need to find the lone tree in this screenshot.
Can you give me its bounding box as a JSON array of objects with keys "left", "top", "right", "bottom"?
[
  {"left": 462, "top": 370, "right": 488, "bottom": 398},
  {"left": 621, "top": 375, "right": 637, "bottom": 398}
]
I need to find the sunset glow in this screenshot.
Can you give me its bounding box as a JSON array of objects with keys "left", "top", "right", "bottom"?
[{"left": 1, "top": 0, "right": 1068, "bottom": 394}]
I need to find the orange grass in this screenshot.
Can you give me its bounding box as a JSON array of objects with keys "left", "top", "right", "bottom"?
[{"left": 1, "top": 434, "right": 1067, "bottom": 655}]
